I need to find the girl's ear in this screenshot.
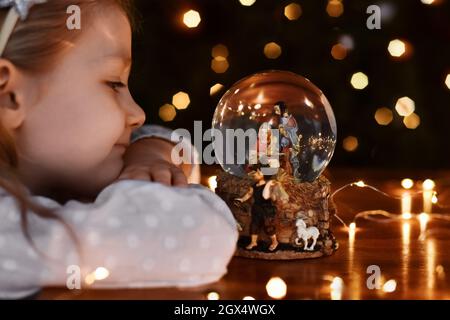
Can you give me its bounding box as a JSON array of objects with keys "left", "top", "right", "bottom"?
[{"left": 0, "top": 59, "right": 27, "bottom": 131}]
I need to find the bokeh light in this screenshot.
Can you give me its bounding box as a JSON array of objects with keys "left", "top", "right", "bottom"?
[
  {"left": 395, "top": 96, "right": 415, "bottom": 117},
  {"left": 382, "top": 279, "right": 397, "bottom": 293},
  {"left": 401, "top": 178, "right": 414, "bottom": 189},
  {"left": 350, "top": 72, "right": 369, "bottom": 90},
  {"left": 374, "top": 107, "right": 393, "bottom": 126},
  {"left": 445, "top": 74, "right": 450, "bottom": 90},
  {"left": 239, "top": 0, "right": 256, "bottom": 6},
  {"left": 212, "top": 44, "right": 229, "bottom": 59},
  {"left": 266, "top": 277, "right": 287, "bottom": 299},
  {"left": 183, "top": 10, "right": 201, "bottom": 28},
  {"left": 159, "top": 104, "right": 177, "bottom": 122},
  {"left": 403, "top": 113, "right": 420, "bottom": 129},
  {"left": 423, "top": 179, "right": 435, "bottom": 190},
  {"left": 343, "top": 136, "right": 358, "bottom": 152},
  {"left": 331, "top": 43, "right": 347, "bottom": 60},
  {"left": 207, "top": 292, "right": 220, "bottom": 300},
  {"left": 284, "top": 3, "right": 302, "bottom": 20},
  {"left": 263, "top": 42, "right": 282, "bottom": 59},
  {"left": 172, "top": 91, "right": 190, "bottom": 110},
  {"left": 210, "top": 83, "right": 224, "bottom": 96},
  {"left": 326, "top": 0, "right": 344, "bottom": 18},
  {"left": 211, "top": 57, "right": 229, "bottom": 73},
  {"left": 94, "top": 267, "right": 110, "bottom": 281},
  {"left": 388, "top": 39, "right": 406, "bottom": 57}
]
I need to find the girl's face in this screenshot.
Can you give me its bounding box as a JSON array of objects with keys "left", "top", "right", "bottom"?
[{"left": 15, "top": 7, "right": 145, "bottom": 200}]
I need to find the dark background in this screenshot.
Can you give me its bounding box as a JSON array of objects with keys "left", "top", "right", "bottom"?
[{"left": 129, "top": 0, "right": 450, "bottom": 169}]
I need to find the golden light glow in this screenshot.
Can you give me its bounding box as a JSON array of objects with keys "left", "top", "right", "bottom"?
[
  {"left": 349, "top": 222, "right": 356, "bottom": 231},
  {"left": 432, "top": 193, "right": 438, "bottom": 204},
  {"left": 211, "top": 57, "right": 229, "bottom": 73},
  {"left": 395, "top": 96, "right": 415, "bottom": 117},
  {"left": 423, "top": 179, "right": 435, "bottom": 191},
  {"left": 343, "top": 136, "right": 358, "bottom": 152},
  {"left": 243, "top": 296, "right": 255, "bottom": 300},
  {"left": 436, "top": 265, "right": 445, "bottom": 280},
  {"left": 94, "top": 267, "right": 110, "bottom": 281},
  {"left": 207, "top": 292, "right": 220, "bottom": 300},
  {"left": 382, "top": 279, "right": 397, "bottom": 293},
  {"left": 330, "top": 277, "right": 344, "bottom": 300},
  {"left": 421, "top": 0, "right": 435, "bottom": 4},
  {"left": 326, "top": 0, "right": 344, "bottom": 18},
  {"left": 331, "top": 43, "right": 347, "bottom": 60},
  {"left": 284, "top": 3, "right": 302, "bottom": 20},
  {"left": 264, "top": 42, "right": 282, "bottom": 59},
  {"left": 354, "top": 181, "right": 366, "bottom": 188},
  {"left": 388, "top": 39, "right": 406, "bottom": 57},
  {"left": 423, "top": 180, "right": 435, "bottom": 214},
  {"left": 348, "top": 222, "right": 355, "bottom": 245},
  {"left": 403, "top": 113, "right": 420, "bottom": 129},
  {"left": 85, "top": 273, "right": 95, "bottom": 285},
  {"left": 172, "top": 91, "right": 190, "bottom": 110},
  {"left": 350, "top": 72, "right": 369, "bottom": 90},
  {"left": 208, "top": 176, "right": 217, "bottom": 192},
  {"left": 159, "top": 104, "right": 177, "bottom": 122},
  {"left": 183, "top": 10, "right": 201, "bottom": 28},
  {"left": 401, "top": 192, "right": 412, "bottom": 218},
  {"left": 401, "top": 178, "right": 414, "bottom": 189},
  {"left": 374, "top": 107, "right": 393, "bottom": 126},
  {"left": 419, "top": 212, "right": 430, "bottom": 224},
  {"left": 210, "top": 83, "right": 224, "bottom": 96},
  {"left": 445, "top": 74, "right": 450, "bottom": 90},
  {"left": 402, "top": 212, "right": 412, "bottom": 220},
  {"left": 266, "top": 277, "right": 287, "bottom": 299},
  {"left": 212, "top": 44, "right": 229, "bottom": 59},
  {"left": 239, "top": 0, "right": 256, "bottom": 6}
]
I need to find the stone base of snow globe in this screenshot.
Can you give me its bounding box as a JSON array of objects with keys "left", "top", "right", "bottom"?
[{"left": 216, "top": 170, "right": 339, "bottom": 260}]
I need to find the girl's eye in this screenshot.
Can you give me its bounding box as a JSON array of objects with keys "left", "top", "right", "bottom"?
[{"left": 107, "top": 81, "right": 127, "bottom": 92}]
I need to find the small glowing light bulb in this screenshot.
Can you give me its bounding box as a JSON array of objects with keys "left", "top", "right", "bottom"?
[
  {"left": 402, "top": 212, "right": 412, "bottom": 220},
  {"left": 354, "top": 181, "right": 366, "bottom": 188},
  {"left": 423, "top": 179, "right": 435, "bottom": 191},
  {"left": 208, "top": 176, "right": 217, "bottom": 192},
  {"left": 401, "top": 178, "right": 414, "bottom": 189},
  {"left": 419, "top": 212, "right": 430, "bottom": 224},
  {"left": 207, "top": 292, "right": 220, "bottom": 300},
  {"left": 382, "top": 279, "right": 397, "bottom": 293},
  {"left": 432, "top": 193, "right": 438, "bottom": 204},
  {"left": 349, "top": 222, "right": 356, "bottom": 232},
  {"left": 266, "top": 277, "right": 287, "bottom": 299}
]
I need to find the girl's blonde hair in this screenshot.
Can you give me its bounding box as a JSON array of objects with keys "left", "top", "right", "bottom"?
[{"left": 0, "top": 0, "right": 137, "bottom": 251}]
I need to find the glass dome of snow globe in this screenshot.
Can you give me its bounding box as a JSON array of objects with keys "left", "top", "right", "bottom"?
[{"left": 212, "top": 70, "right": 337, "bottom": 182}]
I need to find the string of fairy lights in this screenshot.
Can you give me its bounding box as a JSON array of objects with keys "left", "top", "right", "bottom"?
[{"left": 205, "top": 174, "right": 450, "bottom": 300}]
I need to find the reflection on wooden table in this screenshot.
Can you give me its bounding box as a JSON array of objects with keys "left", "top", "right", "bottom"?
[{"left": 39, "top": 168, "right": 450, "bottom": 300}]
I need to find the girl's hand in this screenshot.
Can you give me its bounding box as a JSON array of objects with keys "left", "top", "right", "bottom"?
[{"left": 117, "top": 138, "right": 191, "bottom": 187}]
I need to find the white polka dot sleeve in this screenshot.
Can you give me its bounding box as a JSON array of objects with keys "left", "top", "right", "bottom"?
[{"left": 0, "top": 181, "right": 238, "bottom": 299}]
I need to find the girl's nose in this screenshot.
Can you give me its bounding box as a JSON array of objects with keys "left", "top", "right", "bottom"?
[{"left": 126, "top": 98, "right": 146, "bottom": 130}]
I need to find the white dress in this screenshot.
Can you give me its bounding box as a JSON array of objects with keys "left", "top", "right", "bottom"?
[{"left": 0, "top": 125, "right": 238, "bottom": 299}]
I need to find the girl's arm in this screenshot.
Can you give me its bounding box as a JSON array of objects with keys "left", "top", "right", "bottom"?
[
  {"left": 119, "top": 125, "right": 201, "bottom": 185},
  {"left": 0, "top": 181, "right": 237, "bottom": 299}
]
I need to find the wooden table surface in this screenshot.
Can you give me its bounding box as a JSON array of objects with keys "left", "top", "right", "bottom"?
[{"left": 38, "top": 167, "right": 450, "bottom": 300}]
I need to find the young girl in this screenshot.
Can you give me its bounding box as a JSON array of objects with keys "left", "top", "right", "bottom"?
[{"left": 0, "top": 0, "right": 237, "bottom": 299}]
